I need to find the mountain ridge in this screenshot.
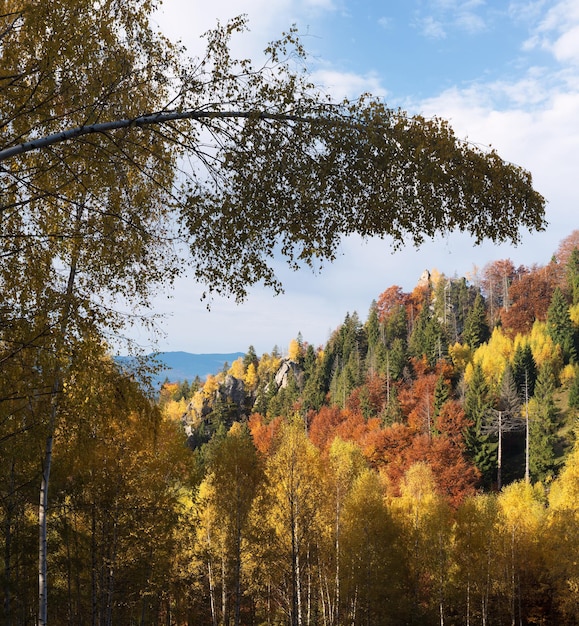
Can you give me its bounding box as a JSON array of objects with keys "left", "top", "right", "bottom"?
[{"left": 116, "top": 351, "right": 245, "bottom": 386}]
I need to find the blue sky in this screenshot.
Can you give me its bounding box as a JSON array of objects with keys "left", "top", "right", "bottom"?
[{"left": 142, "top": 0, "right": 579, "bottom": 356}]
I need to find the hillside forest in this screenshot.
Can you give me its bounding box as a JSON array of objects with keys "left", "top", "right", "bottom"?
[{"left": 5, "top": 230, "right": 579, "bottom": 626}]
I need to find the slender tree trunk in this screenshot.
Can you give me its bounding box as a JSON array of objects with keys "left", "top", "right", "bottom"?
[
  {"left": 498, "top": 412, "right": 503, "bottom": 491},
  {"left": 221, "top": 553, "right": 228, "bottom": 626},
  {"left": 234, "top": 489, "right": 242, "bottom": 626},
  {"left": 208, "top": 558, "right": 217, "bottom": 626},
  {"left": 91, "top": 504, "right": 97, "bottom": 626},
  {"left": 37, "top": 203, "right": 82, "bottom": 625},
  {"left": 38, "top": 431, "right": 54, "bottom": 626},
  {"left": 334, "top": 491, "right": 340, "bottom": 626},
  {"left": 524, "top": 374, "right": 530, "bottom": 484},
  {"left": 3, "top": 460, "right": 15, "bottom": 626}
]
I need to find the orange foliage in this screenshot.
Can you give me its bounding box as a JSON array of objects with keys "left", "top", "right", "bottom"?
[
  {"left": 248, "top": 413, "right": 282, "bottom": 456},
  {"left": 407, "top": 283, "right": 430, "bottom": 325},
  {"left": 398, "top": 368, "right": 436, "bottom": 430},
  {"left": 376, "top": 285, "right": 408, "bottom": 323},
  {"left": 361, "top": 422, "right": 415, "bottom": 484},
  {"left": 500, "top": 267, "right": 555, "bottom": 337},
  {"left": 435, "top": 400, "right": 471, "bottom": 450},
  {"left": 308, "top": 406, "right": 346, "bottom": 450},
  {"left": 426, "top": 436, "right": 480, "bottom": 507},
  {"left": 345, "top": 373, "right": 386, "bottom": 416},
  {"left": 335, "top": 411, "right": 372, "bottom": 446}
]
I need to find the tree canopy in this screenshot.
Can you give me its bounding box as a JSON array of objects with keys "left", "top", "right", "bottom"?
[{"left": 1, "top": 2, "right": 546, "bottom": 303}]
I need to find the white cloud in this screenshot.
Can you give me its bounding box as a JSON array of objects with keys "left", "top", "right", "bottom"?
[
  {"left": 310, "top": 69, "right": 388, "bottom": 100},
  {"left": 522, "top": 0, "right": 579, "bottom": 65},
  {"left": 455, "top": 10, "right": 486, "bottom": 33},
  {"left": 378, "top": 16, "right": 391, "bottom": 29},
  {"left": 417, "top": 74, "right": 579, "bottom": 249},
  {"left": 551, "top": 24, "right": 579, "bottom": 65},
  {"left": 152, "top": 0, "right": 336, "bottom": 61},
  {"left": 420, "top": 15, "right": 447, "bottom": 39}
]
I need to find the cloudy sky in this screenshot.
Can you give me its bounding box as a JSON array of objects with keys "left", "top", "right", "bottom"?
[{"left": 141, "top": 0, "right": 579, "bottom": 356}]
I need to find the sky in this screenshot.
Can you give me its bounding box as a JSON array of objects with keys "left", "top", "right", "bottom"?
[{"left": 141, "top": 0, "right": 579, "bottom": 357}]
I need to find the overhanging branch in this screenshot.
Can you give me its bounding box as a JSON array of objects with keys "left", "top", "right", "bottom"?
[{"left": 0, "top": 109, "right": 319, "bottom": 162}]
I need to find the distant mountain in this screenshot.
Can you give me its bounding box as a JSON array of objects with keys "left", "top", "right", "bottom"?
[{"left": 116, "top": 351, "right": 245, "bottom": 387}]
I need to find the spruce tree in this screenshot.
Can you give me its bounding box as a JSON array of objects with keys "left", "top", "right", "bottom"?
[
  {"left": 512, "top": 343, "right": 537, "bottom": 399},
  {"left": 547, "top": 287, "right": 577, "bottom": 364},
  {"left": 569, "top": 368, "right": 579, "bottom": 410},
  {"left": 463, "top": 363, "right": 497, "bottom": 486},
  {"left": 529, "top": 363, "right": 559, "bottom": 482},
  {"left": 433, "top": 374, "right": 451, "bottom": 419},
  {"left": 566, "top": 247, "right": 579, "bottom": 305},
  {"left": 462, "top": 292, "right": 490, "bottom": 350}
]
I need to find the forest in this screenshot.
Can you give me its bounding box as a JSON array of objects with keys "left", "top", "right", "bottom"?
[
  {"left": 3, "top": 230, "right": 579, "bottom": 625},
  {"left": 0, "top": 2, "right": 558, "bottom": 625}
]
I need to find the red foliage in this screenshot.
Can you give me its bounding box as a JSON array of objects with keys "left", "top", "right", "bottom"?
[
  {"left": 481, "top": 258, "right": 517, "bottom": 325},
  {"left": 308, "top": 406, "right": 346, "bottom": 451},
  {"left": 248, "top": 413, "right": 282, "bottom": 456},
  {"left": 335, "top": 410, "right": 371, "bottom": 446},
  {"left": 435, "top": 400, "right": 471, "bottom": 450},
  {"left": 500, "top": 266, "right": 556, "bottom": 336},
  {"left": 551, "top": 230, "right": 579, "bottom": 289},
  {"left": 376, "top": 285, "right": 409, "bottom": 323},
  {"left": 345, "top": 373, "right": 386, "bottom": 417},
  {"left": 426, "top": 436, "right": 480, "bottom": 507}
]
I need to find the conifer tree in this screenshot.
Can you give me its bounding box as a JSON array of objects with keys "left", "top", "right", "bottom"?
[
  {"left": 568, "top": 367, "right": 579, "bottom": 410},
  {"left": 566, "top": 248, "right": 579, "bottom": 305},
  {"left": 464, "top": 363, "right": 497, "bottom": 486},
  {"left": 463, "top": 292, "right": 491, "bottom": 350},
  {"left": 546, "top": 287, "right": 577, "bottom": 364},
  {"left": 512, "top": 343, "right": 537, "bottom": 399},
  {"left": 529, "top": 363, "right": 559, "bottom": 482}
]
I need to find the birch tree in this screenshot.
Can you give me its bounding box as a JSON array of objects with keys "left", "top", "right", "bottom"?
[{"left": 0, "top": 2, "right": 548, "bottom": 623}]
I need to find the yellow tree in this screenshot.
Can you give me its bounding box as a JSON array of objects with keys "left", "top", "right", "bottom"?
[
  {"left": 544, "top": 443, "right": 579, "bottom": 622},
  {"left": 341, "top": 469, "right": 406, "bottom": 625},
  {"left": 496, "top": 482, "right": 546, "bottom": 626},
  {"left": 228, "top": 358, "right": 246, "bottom": 381},
  {"left": 468, "top": 327, "right": 514, "bottom": 391},
  {"left": 250, "top": 417, "right": 323, "bottom": 626},
  {"left": 320, "top": 437, "right": 367, "bottom": 625},
  {"left": 197, "top": 422, "right": 262, "bottom": 626},
  {"left": 392, "top": 462, "right": 454, "bottom": 626},
  {"left": 452, "top": 493, "right": 500, "bottom": 626}
]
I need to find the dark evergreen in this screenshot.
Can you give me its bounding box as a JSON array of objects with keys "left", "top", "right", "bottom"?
[
  {"left": 433, "top": 373, "right": 451, "bottom": 419},
  {"left": 243, "top": 345, "right": 259, "bottom": 370},
  {"left": 409, "top": 305, "right": 446, "bottom": 366},
  {"left": 568, "top": 368, "right": 579, "bottom": 410},
  {"left": 512, "top": 343, "right": 537, "bottom": 399},
  {"left": 566, "top": 247, "right": 579, "bottom": 305},
  {"left": 463, "top": 363, "right": 497, "bottom": 486},
  {"left": 529, "top": 363, "right": 559, "bottom": 482},
  {"left": 546, "top": 287, "right": 577, "bottom": 364},
  {"left": 462, "top": 292, "right": 490, "bottom": 350}
]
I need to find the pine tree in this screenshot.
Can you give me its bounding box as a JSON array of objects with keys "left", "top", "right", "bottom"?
[
  {"left": 409, "top": 305, "right": 446, "bottom": 366},
  {"left": 568, "top": 368, "right": 579, "bottom": 410},
  {"left": 512, "top": 343, "right": 537, "bottom": 399},
  {"left": 463, "top": 292, "right": 490, "bottom": 350},
  {"left": 546, "top": 287, "right": 577, "bottom": 364},
  {"left": 529, "top": 363, "right": 559, "bottom": 482},
  {"left": 566, "top": 247, "right": 579, "bottom": 305},
  {"left": 463, "top": 363, "right": 497, "bottom": 487},
  {"left": 433, "top": 374, "right": 451, "bottom": 420}
]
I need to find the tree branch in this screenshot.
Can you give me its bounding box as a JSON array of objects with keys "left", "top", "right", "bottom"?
[{"left": 0, "top": 109, "right": 321, "bottom": 162}]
